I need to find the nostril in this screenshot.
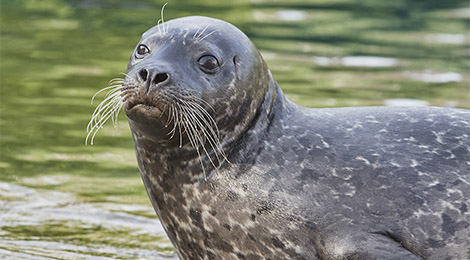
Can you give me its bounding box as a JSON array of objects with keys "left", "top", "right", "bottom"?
[
  {"left": 139, "top": 69, "right": 148, "bottom": 81},
  {"left": 154, "top": 73, "right": 169, "bottom": 85}
]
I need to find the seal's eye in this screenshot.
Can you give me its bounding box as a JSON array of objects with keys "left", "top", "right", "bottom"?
[
  {"left": 198, "top": 55, "right": 219, "bottom": 73},
  {"left": 136, "top": 44, "right": 150, "bottom": 58}
]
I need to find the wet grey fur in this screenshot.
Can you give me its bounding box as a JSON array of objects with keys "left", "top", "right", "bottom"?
[{"left": 122, "top": 16, "right": 470, "bottom": 260}]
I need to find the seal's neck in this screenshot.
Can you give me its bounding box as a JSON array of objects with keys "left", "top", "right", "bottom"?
[{"left": 224, "top": 74, "right": 287, "bottom": 166}]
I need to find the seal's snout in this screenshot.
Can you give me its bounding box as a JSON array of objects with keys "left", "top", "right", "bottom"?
[{"left": 138, "top": 68, "right": 170, "bottom": 93}]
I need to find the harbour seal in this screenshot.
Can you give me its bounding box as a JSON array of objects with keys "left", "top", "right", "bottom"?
[{"left": 98, "top": 16, "right": 470, "bottom": 259}]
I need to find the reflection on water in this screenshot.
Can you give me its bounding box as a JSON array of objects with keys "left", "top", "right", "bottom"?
[
  {"left": 0, "top": 182, "right": 177, "bottom": 259},
  {"left": 383, "top": 98, "right": 430, "bottom": 107},
  {"left": 405, "top": 71, "right": 463, "bottom": 83},
  {"left": 313, "top": 56, "right": 398, "bottom": 67},
  {"left": 0, "top": 0, "right": 468, "bottom": 258}
]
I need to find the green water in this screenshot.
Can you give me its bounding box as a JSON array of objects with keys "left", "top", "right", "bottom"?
[{"left": 1, "top": 0, "right": 468, "bottom": 259}]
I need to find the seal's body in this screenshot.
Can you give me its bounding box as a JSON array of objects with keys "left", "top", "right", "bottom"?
[{"left": 121, "top": 16, "right": 470, "bottom": 259}]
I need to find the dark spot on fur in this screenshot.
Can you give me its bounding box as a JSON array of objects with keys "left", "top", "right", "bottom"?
[
  {"left": 236, "top": 252, "right": 246, "bottom": 259},
  {"left": 184, "top": 240, "right": 204, "bottom": 259},
  {"left": 408, "top": 195, "right": 425, "bottom": 206},
  {"left": 343, "top": 252, "right": 371, "bottom": 260},
  {"left": 432, "top": 183, "right": 446, "bottom": 191},
  {"left": 214, "top": 238, "right": 233, "bottom": 252},
  {"left": 251, "top": 214, "right": 256, "bottom": 221},
  {"left": 257, "top": 201, "right": 274, "bottom": 215},
  {"left": 165, "top": 223, "right": 177, "bottom": 242},
  {"left": 305, "top": 221, "right": 317, "bottom": 231},
  {"left": 245, "top": 254, "right": 263, "bottom": 260},
  {"left": 190, "top": 208, "right": 203, "bottom": 227},
  {"left": 210, "top": 210, "right": 217, "bottom": 216},
  {"left": 207, "top": 250, "right": 217, "bottom": 260},
  {"left": 160, "top": 172, "right": 176, "bottom": 193},
  {"left": 441, "top": 213, "right": 457, "bottom": 235},
  {"left": 209, "top": 183, "right": 217, "bottom": 192},
  {"left": 223, "top": 223, "right": 231, "bottom": 231},
  {"left": 248, "top": 233, "right": 256, "bottom": 241},
  {"left": 460, "top": 203, "right": 468, "bottom": 213},
  {"left": 271, "top": 237, "right": 285, "bottom": 249},
  {"left": 242, "top": 184, "right": 248, "bottom": 192},
  {"left": 427, "top": 238, "right": 446, "bottom": 248},
  {"left": 287, "top": 213, "right": 301, "bottom": 223},
  {"left": 227, "top": 190, "right": 239, "bottom": 201},
  {"left": 299, "top": 168, "right": 320, "bottom": 181},
  {"left": 285, "top": 248, "right": 308, "bottom": 260}
]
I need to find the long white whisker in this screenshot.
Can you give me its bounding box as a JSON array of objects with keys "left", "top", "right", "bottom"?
[
  {"left": 184, "top": 101, "right": 225, "bottom": 154},
  {"left": 86, "top": 103, "right": 120, "bottom": 145},
  {"left": 86, "top": 75, "right": 125, "bottom": 145},
  {"left": 168, "top": 106, "right": 179, "bottom": 139},
  {"left": 165, "top": 104, "right": 173, "bottom": 127},
  {"left": 193, "top": 27, "right": 202, "bottom": 39},
  {"left": 189, "top": 95, "right": 215, "bottom": 111},
  {"left": 109, "top": 77, "right": 125, "bottom": 84},
  {"left": 89, "top": 91, "right": 122, "bottom": 125},
  {"left": 177, "top": 103, "right": 196, "bottom": 147},
  {"left": 188, "top": 104, "right": 227, "bottom": 165},
  {"left": 180, "top": 102, "right": 219, "bottom": 175},
  {"left": 188, "top": 111, "right": 221, "bottom": 164},
  {"left": 195, "top": 25, "right": 209, "bottom": 40},
  {"left": 179, "top": 103, "right": 211, "bottom": 179},
  {"left": 177, "top": 110, "right": 183, "bottom": 148},
  {"left": 182, "top": 101, "right": 220, "bottom": 152},
  {"left": 161, "top": 3, "right": 168, "bottom": 33},
  {"left": 157, "top": 19, "right": 162, "bottom": 35},
  {"left": 91, "top": 84, "right": 122, "bottom": 104},
  {"left": 88, "top": 97, "right": 122, "bottom": 132},
  {"left": 88, "top": 98, "right": 118, "bottom": 132},
  {"left": 199, "top": 30, "right": 217, "bottom": 42}
]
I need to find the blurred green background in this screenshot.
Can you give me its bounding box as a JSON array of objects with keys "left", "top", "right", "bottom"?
[{"left": 1, "top": 0, "right": 469, "bottom": 259}]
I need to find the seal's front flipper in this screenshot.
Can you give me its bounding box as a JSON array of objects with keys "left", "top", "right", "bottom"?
[{"left": 316, "top": 231, "right": 423, "bottom": 260}]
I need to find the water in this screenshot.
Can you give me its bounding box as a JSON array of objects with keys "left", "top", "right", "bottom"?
[{"left": 1, "top": 0, "right": 468, "bottom": 258}]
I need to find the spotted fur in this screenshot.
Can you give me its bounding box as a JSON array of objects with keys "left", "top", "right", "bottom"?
[{"left": 122, "top": 16, "right": 470, "bottom": 260}]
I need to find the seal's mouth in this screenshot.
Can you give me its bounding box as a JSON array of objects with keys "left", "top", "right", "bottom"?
[
  {"left": 127, "top": 102, "right": 158, "bottom": 111},
  {"left": 125, "top": 101, "right": 165, "bottom": 119}
]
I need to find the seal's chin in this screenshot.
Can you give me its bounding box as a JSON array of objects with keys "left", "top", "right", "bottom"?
[
  {"left": 124, "top": 101, "right": 173, "bottom": 139},
  {"left": 125, "top": 102, "right": 165, "bottom": 123}
]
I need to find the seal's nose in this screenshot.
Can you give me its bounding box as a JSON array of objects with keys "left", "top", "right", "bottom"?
[{"left": 138, "top": 68, "right": 170, "bottom": 93}]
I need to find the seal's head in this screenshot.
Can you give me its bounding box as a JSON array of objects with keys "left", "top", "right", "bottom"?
[{"left": 122, "top": 16, "right": 272, "bottom": 151}]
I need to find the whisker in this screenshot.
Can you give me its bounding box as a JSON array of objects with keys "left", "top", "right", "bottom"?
[
  {"left": 194, "top": 25, "right": 209, "bottom": 40},
  {"left": 157, "top": 19, "right": 162, "bottom": 35},
  {"left": 183, "top": 99, "right": 228, "bottom": 161},
  {"left": 178, "top": 106, "right": 184, "bottom": 148},
  {"left": 167, "top": 105, "right": 178, "bottom": 139},
  {"left": 192, "top": 105, "right": 227, "bottom": 165},
  {"left": 87, "top": 96, "right": 122, "bottom": 133},
  {"left": 187, "top": 94, "right": 215, "bottom": 112},
  {"left": 179, "top": 103, "right": 214, "bottom": 179},
  {"left": 86, "top": 75, "right": 126, "bottom": 145},
  {"left": 91, "top": 84, "right": 122, "bottom": 104},
  {"left": 88, "top": 92, "right": 121, "bottom": 131},
  {"left": 86, "top": 100, "right": 122, "bottom": 145},
  {"left": 198, "top": 30, "right": 217, "bottom": 42},
  {"left": 193, "top": 27, "right": 201, "bottom": 39},
  {"left": 161, "top": 3, "right": 168, "bottom": 34},
  {"left": 177, "top": 103, "right": 196, "bottom": 148},
  {"left": 182, "top": 104, "right": 220, "bottom": 165},
  {"left": 109, "top": 77, "right": 125, "bottom": 84},
  {"left": 176, "top": 96, "right": 230, "bottom": 178}
]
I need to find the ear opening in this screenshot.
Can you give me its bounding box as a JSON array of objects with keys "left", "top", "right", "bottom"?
[{"left": 233, "top": 55, "right": 238, "bottom": 80}]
